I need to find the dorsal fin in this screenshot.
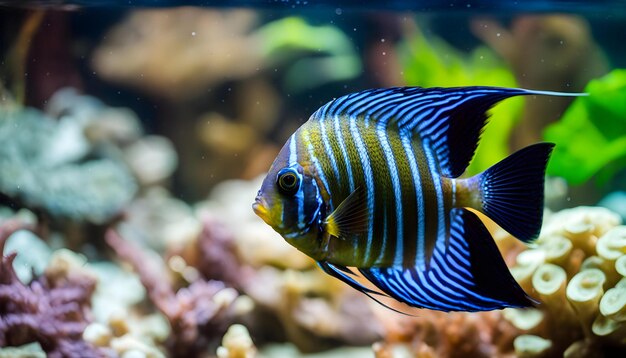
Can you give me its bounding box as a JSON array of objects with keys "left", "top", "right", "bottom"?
[{"left": 313, "top": 86, "right": 585, "bottom": 178}]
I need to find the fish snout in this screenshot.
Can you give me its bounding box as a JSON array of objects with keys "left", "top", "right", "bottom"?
[{"left": 252, "top": 196, "right": 271, "bottom": 224}]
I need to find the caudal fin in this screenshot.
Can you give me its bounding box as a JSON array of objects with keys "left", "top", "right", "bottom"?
[{"left": 478, "top": 142, "right": 555, "bottom": 243}]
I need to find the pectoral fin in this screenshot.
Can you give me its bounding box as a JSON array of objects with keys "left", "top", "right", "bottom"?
[{"left": 323, "top": 186, "right": 368, "bottom": 239}]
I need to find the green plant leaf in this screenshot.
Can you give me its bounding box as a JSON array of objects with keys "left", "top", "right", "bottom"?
[
  {"left": 255, "top": 17, "right": 361, "bottom": 92},
  {"left": 544, "top": 69, "right": 626, "bottom": 185}
]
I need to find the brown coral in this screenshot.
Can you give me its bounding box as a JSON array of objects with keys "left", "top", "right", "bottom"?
[
  {"left": 91, "top": 8, "right": 261, "bottom": 101},
  {"left": 0, "top": 219, "right": 104, "bottom": 358}
]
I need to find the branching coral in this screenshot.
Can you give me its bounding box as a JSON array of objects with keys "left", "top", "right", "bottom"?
[
  {"left": 172, "top": 214, "right": 253, "bottom": 290},
  {"left": 372, "top": 309, "right": 519, "bottom": 358},
  {"left": 105, "top": 229, "right": 242, "bottom": 356},
  {"left": 0, "top": 219, "right": 104, "bottom": 357}
]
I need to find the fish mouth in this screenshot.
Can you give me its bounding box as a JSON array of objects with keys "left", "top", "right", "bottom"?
[{"left": 252, "top": 197, "right": 271, "bottom": 224}]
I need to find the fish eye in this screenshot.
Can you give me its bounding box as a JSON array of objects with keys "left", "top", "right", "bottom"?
[{"left": 276, "top": 168, "right": 300, "bottom": 195}]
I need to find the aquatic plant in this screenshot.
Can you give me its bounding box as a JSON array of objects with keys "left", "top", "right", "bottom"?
[
  {"left": 397, "top": 24, "right": 521, "bottom": 175},
  {"left": 0, "top": 10, "right": 44, "bottom": 106},
  {"left": 471, "top": 15, "right": 608, "bottom": 149},
  {"left": 544, "top": 69, "right": 626, "bottom": 185},
  {"left": 0, "top": 219, "right": 104, "bottom": 357},
  {"left": 255, "top": 17, "right": 362, "bottom": 92}
]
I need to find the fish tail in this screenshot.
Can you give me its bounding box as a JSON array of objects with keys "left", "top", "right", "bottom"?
[{"left": 458, "top": 142, "right": 555, "bottom": 243}]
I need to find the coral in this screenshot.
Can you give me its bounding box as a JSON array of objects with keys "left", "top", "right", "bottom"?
[
  {"left": 46, "top": 87, "right": 178, "bottom": 191},
  {"left": 472, "top": 15, "right": 607, "bottom": 93},
  {"left": 243, "top": 265, "right": 382, "bottom": 352},
  {"left": 501, "top": 206, "right": 626, "bottom": 356},
  {"left": 0, "top": 219, "right": 104, "bottom": 357},
  {"left": 172, "top": 214, "right": 253, "bottom": 290},
  {"left": 216, "top": 324, "right": 257, "bottom": 358},
  {"left": 197, "top": 177, "right": 312, "bottom": 271},
  {"left": 0, "top": 342, "right": 46, "bottom": 357},
  {"left": 92, "top": 9, "right": 361, "bottom": 100},
  {"left": 119, "top": 187, "right": 202, "bottom": 251},
  {"left": 372, "top": 309, "right": 519, "bottom": 358},
  {"left": 0, "top": 100, "right": 137, "bottom": 224},
  {"left": 123, "top": 136, "right": 178, "bottom": 187},
  {"left": 105, "top": 229, "right": 242, "bottom": 357},
  {"left": 3, "top": 228, "right": 52, "bottom": 283},
  {"left": 91, "top": 8, "right": 261, "bottom": 101}
]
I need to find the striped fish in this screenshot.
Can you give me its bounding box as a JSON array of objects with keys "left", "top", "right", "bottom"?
[{"left": 253, "top": 86, "right": 584, "bottom": 312}]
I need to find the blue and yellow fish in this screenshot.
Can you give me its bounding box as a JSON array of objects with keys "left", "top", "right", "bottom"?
[{"left": 253, "top": 86, "right": 583, "bottom": 312}]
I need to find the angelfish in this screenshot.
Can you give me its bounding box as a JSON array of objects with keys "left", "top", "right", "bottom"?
[{"left": 253, "top": 86, "right": 583, "bottom": 312}]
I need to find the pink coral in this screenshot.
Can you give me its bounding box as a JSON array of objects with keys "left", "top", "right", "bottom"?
[
  {"left": 106, "top": 229, "right": 238, "bottom": 356},
  {"left": 0, "top": 219, "right": 104, "bottom": 358},
  {"left": 176, "top": 215, "right": 252, "bottom": 290}
]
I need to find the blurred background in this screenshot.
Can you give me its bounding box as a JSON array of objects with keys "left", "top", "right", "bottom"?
[{"left": 1, "top": 2, "right": 626, "bottom": 358}]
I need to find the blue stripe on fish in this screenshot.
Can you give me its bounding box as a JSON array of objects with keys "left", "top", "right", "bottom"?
[
  {"left": 287, "top": 136, "right": 306, "bottom": 229},
  {"left": 334, "top": 114, "right": 354, "bottom": 191},
  {"left": 349, "top": 118, "right": 376, "bottom": 263}
]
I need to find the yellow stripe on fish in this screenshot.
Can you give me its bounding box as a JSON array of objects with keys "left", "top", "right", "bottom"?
[{"left": 253, "top": 86, "right": 586, "bottom": 312}]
